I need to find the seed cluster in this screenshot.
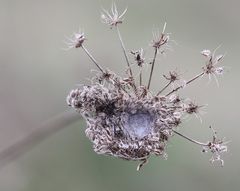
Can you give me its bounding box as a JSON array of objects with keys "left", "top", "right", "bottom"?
[
  {"left": 66, "top": 3, "right": 228, "bottom": 170},
  {"left": 67, "top": 80, "right": 184, "bottom": 162}
]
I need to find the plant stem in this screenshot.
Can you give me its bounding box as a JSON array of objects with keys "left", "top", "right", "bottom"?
[
  {"left": 82, "top": 45, "right": 131, "bottom": 96},
  {"left": 156, "top": 81, "right": 172, "bottom": 96},
  {"left": 116, "top": 26, "right": 138, "bottom": 95},
  {"left": 137, "top": 158, "right": 148, "bottom": 171},
  {"left": 82, "top": 45, "right": 104, "bottom": 73},
  {"left": 165, "top": 72, "right": 205, "bottom": 96},
  {"left": 116, "top": 26, "right": 133, "bottom": 77},
  {"left": 172, "top": 130, "right": 208, "bottom": 147},
  {"left": 139, "top": 69, "right": 142, "bottom": 86},
  {"left": 147, "top": 48, "right": 158, "bottom": 89},
  {"left": 0, "top": 111, "right": 79, "bottom": 169}
]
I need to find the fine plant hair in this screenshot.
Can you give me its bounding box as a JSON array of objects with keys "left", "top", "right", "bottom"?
[{"left": 66, "top": 3, "right": 228, "bottom": 171}]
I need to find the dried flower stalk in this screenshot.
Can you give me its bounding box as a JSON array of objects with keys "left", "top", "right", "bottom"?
[{"left": 66, "top": 4, "right": 228, "bottom": 170}]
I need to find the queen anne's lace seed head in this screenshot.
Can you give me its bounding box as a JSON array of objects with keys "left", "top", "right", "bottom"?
[
  {"left": 67, "top": 81, "right": 182, "bottom": 161},
  {"left": 66, "top": 4, "right": 228, "bottom": 170}
]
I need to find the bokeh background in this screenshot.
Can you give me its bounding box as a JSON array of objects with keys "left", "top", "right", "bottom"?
[{"left": 0, "top": 0, "right": 239, "bottom": 190}]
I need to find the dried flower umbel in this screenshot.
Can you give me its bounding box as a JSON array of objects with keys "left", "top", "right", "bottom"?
[{"left": 66, "top": 4, "right": 228, "bottom": 170}]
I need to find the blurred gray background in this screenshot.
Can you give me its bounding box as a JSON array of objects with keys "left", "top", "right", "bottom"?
[{"left": 0, "top": 0, "right": 239, "bottom": 190}]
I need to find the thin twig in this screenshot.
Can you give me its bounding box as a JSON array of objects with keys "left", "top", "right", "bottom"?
[
  {"left": 172, "top": 129, "right": 208, "bottom": 147},
  {"left": 139, "top": 69, "right": 142, "bottom": 86},
  {"left": 137, "top": 158, "right": 148, "bottom": 171},
  {"left": 116, "top": 26, "right": 138, "bottom": 95},
  {"left": 0, "top": 110, "right": 80, "bottom": 170},
  {"left": 116, "top": 26, "right": 133, "bottom": 77},
  {"left": 156, "top": 81, "right": 172, "bottom": 96},
  {"left": 82, "top": 45, "right": 132, "bottom": 96},
  {"left": 82, "top": 45, "right": 104, "bottom": 73},
  {"left": 165, "top": 72, "right": 205, "bottom": 96},
  {"left": 147, "top": 48, "right": 158, "bottom": 89}
]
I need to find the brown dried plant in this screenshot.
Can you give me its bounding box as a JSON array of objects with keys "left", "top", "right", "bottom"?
[{"left": 66, "top": 3, "right": 228, "bottom": 170}]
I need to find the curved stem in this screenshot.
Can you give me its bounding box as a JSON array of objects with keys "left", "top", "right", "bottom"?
[
  {"left": 0, "top": 111, "right": 80, "bottom": 169},
  {"left": 172, "top": 129, "right": 208, "bottom": 147}
]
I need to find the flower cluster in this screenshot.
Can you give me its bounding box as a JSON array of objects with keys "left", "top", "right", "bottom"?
[{"left": 66, "top": 4, "right": 228, "bottom": 170}]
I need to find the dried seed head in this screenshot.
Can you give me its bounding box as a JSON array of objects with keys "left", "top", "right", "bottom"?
[
  {"left": 66, "top": 4, "right": 228, "bottom": 170},
  {"left": 163, "top": 71, "right": 180, "bottom": 82},
  {"left": 201, "top": 48, "right": 225, "bottom": 85},
  {"left": 101, "top": 3, "right": 127, "bottom": 28},
  {"left": 152, "top": 23, "right": 170, "bottom": 52},
  {"left": 184, "top": 101, "right": 200, "bottom": 114},
  {"left": 67, "top": 77, "right": 183, "bottom": 162},
  {"left": 65, "top": 30, "right": 86, "bottom": 49},
  {"left": 203, "top": 126, "right": 228, "bottom": 167}
]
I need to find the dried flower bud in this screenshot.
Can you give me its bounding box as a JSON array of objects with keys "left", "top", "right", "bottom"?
[
  {"left": 201, "top": 48, "right": 225, "bottom": 85},
  {"left": 65, "top": 30, "right": 85, "bottom": 49},
  {"left": 152, "top": 23, "right": 170, "bottom": 52},
  {"left": 203, "top": 126, "right": 228, "bottom": 166},
  {"left": 101, "top": 3, "right": 127, "bottom": 28},
  {"left": 163, "top": 71, "right": 180, "bottom": 82}
]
